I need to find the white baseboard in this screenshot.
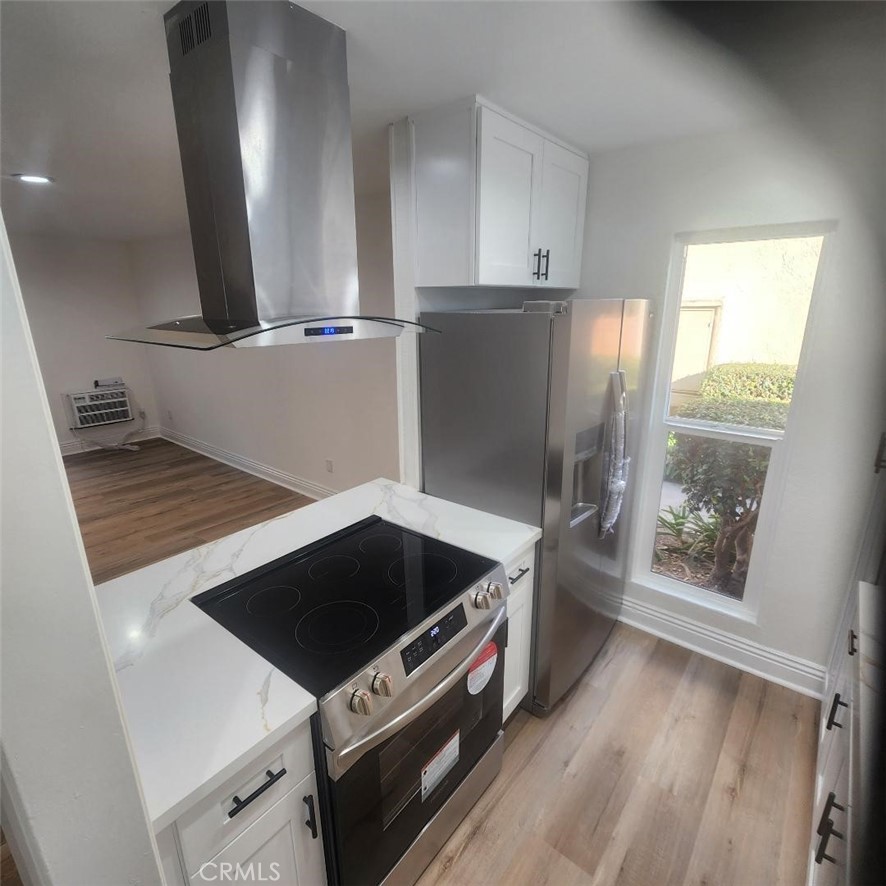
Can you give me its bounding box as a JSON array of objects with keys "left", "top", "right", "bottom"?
[
  {"left": 159, "top": 427, "right": 336, "bottom": 501},
  {"left": 59, "top": 425, "right": 161, "bottom": 456},
  {"left": 618, "top": 594, "right": 825, "bottom": 698}
]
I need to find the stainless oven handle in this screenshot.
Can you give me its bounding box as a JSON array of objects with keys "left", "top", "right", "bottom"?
[{"left": 334, "top": 605, "right": 506, "bottom": 770}]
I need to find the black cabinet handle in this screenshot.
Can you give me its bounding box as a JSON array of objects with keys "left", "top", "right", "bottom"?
[
  {"left": 848, "top": 629, "right": 858, "bottom": 656},
  {"left": 815, "top": 824, "right": 835, "bottom": 865},
  {"left": 303, "top": 794, "right": 318, "bottom": 839},
  {"left": 228, "top": 767, "right": 287, "bottom": 818},
  {"left": 817, "top": 791, "right": 846, "bottom": 836},
  {"left": 532, "top": 249, "right": 542, "bottom": 280},
  {"left": 815, "top": 816, "right": 845, "bottom": 865},
  {"left": 542, "top": 249, "right": 550, "bottom": 280},
  {"left": 825, "top": 692, "right": 848, "bottom": 730},
  {"left": 508, "top": 567, "right": 530, "bottom": 585}
]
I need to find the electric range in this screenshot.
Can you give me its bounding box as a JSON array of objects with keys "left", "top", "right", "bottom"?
[{"left": 193, "top": 515, "right": 511, "bottom": 885}]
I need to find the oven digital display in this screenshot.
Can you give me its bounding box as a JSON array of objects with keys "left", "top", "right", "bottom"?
[
  {"left": 304, "top": 325, "right": 354, "bottom": 337},
  {"left": 401, "top": 604, "right": 467, "bottom": 676}
]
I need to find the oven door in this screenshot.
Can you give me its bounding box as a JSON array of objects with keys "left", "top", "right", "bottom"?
[{"left": 324, "top": 619, "right": 506, "bottom": 886}]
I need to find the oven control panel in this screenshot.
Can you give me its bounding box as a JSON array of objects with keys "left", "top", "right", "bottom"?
[
  {"left": 319, "top": 563, "right": 510, "bottom": 761},
  {"left": 400, "top": 604, "right": 468, "bottom": 676}
]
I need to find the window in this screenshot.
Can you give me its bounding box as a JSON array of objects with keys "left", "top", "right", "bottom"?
[{"left": 642, "top": 230, "right": 826, "bottom": 604}]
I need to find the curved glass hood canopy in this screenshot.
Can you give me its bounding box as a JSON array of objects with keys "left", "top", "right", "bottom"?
[
  {"left": 111, "top": 0, "right": 427, "bottom": 350},
  {"left": 109, "top": 315, "right": 434, "bottom": 351}
]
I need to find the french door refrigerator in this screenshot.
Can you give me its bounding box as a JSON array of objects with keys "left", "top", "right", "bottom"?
[{"left": 420, "top": 299, "right": 651, "bottom": 715}]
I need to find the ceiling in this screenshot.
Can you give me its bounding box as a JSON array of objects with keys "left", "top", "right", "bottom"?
[{"left": 0, "top": 1, "right": 768, "bottom": 241}]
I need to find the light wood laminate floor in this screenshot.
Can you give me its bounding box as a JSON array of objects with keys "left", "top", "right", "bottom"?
[
  {"left": 421, "top": 625, "right": 819, "bottom": 886},
  {"left": 62, "top": 438, "right": 818, "bottom": 885},
  {"left": 64, "top": 438, "right": 312, "bottom": 584}
]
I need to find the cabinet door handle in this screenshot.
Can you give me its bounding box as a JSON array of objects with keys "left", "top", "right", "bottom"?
[
  {"left": 228, "top": 767, "right": 287, "bottom": 818},
  {"left": 817, "top": 791, "right": 846, "bottom": 835},
  {"left": 532, "top": 249, "right": 542, "bottom": 280},
  {"left": 303, "top": 793, "right": 318, "bottom": 839},
  {"left": 815, "top": 816, "right": 844, "bottom": 865},
  {"left": 825, "top": 692, "right": 848, "bottom": 730},
  {"left": 508, "top": 567, "right": 530, "bottom": 585},
  {"left": 848, "top": 628, "right": 858, "bottom": 656},
  {"left": 542, "top": 249, "right": 550, "bottom": 280}
]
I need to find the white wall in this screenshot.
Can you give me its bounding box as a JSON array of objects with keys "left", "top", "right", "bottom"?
[
  {"left": 580, "top": 122, "right": 886, "bottom": 677},
  {"left": 9, "top": 235, "right": 160, "bottom": 453},
  {"left": 0, "top": 217, "right": 162, "bottom": 884},
  {"left": 129, "top": 193, "right": 399, "bottom": 495}
]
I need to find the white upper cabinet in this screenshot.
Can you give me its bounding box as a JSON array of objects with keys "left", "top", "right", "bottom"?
[
  {"left": 476, "top": 107, "right": 544, "bottom": 286},
  {"left": 412, "top": 97, "right": 589, "bottom": 289},
  {"left": 536, "top": 139, "right": 588, "bottom": 288}
]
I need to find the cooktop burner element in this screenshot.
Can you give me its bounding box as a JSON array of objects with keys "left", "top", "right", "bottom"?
[
  {"left": 245, "top": 585, "right": 301, "bottom": 617},
  {"left": 308, "top": 554, "right": 361, "bottom": 582},
  {"left": 295, "top": 601, "right": 380, "bottom": 654},
  {"left": 388, "top": 552, "right": 458, "bottom": 591},
  {"left": 358, "top": 533, "right": 403, "bottom": 556},
  {"left": 192, "top": 516, "right": 498, "bottom": 697}
]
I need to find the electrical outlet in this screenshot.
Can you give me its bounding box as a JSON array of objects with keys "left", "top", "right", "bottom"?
[
  {"left": 166, "top": 410, "right": 174, "bottom": 422},
  {"left": 325, "top": 459, "right": 334, "bottom": 473},
  {"left": 138, "top": 410, "right": 146, "bottom": 419}
]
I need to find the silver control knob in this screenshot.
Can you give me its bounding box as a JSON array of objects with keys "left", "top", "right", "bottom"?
[
  {"left": 371, "top": 672, "right": 394, "bottom": 697},
  {"left": 473, "top": 589, "right": 493, "bottom": 610},
  {"left": 349, "top": 688, "right": 372, "bottom": 716},
  {"left": 487, "top": 581, "right": 505, "bottom": 600}
]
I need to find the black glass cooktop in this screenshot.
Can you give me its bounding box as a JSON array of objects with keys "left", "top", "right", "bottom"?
[{"left": 193, "top": 516, "right": 497, "bottom": 697}]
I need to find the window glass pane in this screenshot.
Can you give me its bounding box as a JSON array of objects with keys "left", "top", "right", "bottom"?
[
  {"left": 669, "top": 236, "right": 823, "bottom": 431},
  {"left": 652, "top": 432, "right": 772, "bottom": 600}
]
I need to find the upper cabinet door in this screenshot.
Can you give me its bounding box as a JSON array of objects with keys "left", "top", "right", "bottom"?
[
  {"left": 476, "top": 107, "right": 544, "bottom": 286},
  {"left": 536, "top": 141, "right": 588, "bottom": 289}
]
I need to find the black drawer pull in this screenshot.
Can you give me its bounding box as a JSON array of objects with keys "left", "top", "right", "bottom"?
[
  {"left": 303, "top": 794, "right": 318, "bottom": 839},
  {"left": 848, "top": 629, "right": 858, "bottom": 656},
  {"left": 508, "top": 567, "right": 530, "bottom": 585},
  {"left": 815, "top": 816, "right": 845, "bottom": 865},
  {"left": 825, "top": 693, "right": 848, "bottom": 730},
  {"left": 815, "top": 824, "right": 836, "bottom": 865},
  {"left": 817, "top": 791, "right": 846, "bottom": 835},
  {"left": 228, "top": 767, "right": 287, "bottom": 818},
  {"left": 532, "top": 249, "right": 542, "bottom": 280},
  {"left": 542, "top": 249, "right": 551, "bottom": 281}
]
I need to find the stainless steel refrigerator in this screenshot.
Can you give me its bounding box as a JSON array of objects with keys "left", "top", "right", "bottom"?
[{"left": 420, "top": 299, "right": 652, "bottom": 715}]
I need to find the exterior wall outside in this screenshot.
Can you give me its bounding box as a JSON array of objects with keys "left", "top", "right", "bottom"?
[{"left": 680, "top": 236, "right": 822, "bottom": 367}]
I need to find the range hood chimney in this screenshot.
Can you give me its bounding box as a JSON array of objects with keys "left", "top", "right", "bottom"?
[{"left": 110, "top": 0, "right": 427, "bottom": 350}]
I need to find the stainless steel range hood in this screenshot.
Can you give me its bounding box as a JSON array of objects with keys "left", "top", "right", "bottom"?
[{"left": 110, "top": 0, "right": 428, "bottom": 350}]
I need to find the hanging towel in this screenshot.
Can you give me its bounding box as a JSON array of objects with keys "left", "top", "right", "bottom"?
[{"left": 599, "top": 371, "right": 629, "bottom": 538}]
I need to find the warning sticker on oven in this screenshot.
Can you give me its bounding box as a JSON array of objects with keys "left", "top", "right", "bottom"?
[
  {"left": 421, "top": 730, "right": 460, "bottom": 802},
  {"left": 466, "top": 641, "right": 498, "bottom": 695}
]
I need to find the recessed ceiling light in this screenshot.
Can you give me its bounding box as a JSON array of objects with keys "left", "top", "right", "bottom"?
[{"left": 9, "top": 173, "right": 54, "bottom": 184}]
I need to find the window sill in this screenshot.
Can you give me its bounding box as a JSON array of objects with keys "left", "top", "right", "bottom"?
[{"left": 627, "top": 570, "right": 759, "bottom": 625}]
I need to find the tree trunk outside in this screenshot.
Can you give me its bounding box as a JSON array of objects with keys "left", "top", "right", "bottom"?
[{"left": 710, "top": 509, "right": 758, "bottom": 590}]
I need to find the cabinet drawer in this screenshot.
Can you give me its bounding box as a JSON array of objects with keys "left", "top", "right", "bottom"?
[
  {"left": 177, "top": 720, "right": 314, "bottom": 876},
  {"left": 189, "top": 775, "right": 326, "bottom": 886}
]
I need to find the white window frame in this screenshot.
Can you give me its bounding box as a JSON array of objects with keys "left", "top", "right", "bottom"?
[{"left": 629, "top": 221, "right": 835, "bottom": 623}]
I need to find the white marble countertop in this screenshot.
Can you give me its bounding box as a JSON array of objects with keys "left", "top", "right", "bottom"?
[{"left": 95, "top": 479, "right": 541, "bottom": 832}]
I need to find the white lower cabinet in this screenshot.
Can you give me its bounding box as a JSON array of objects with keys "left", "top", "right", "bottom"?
[
  {"left": 809, "top": 591, "right": 856, "bottom": 886},
  {"left": 190, "top": 774, "right": 324, "bottom": 886},
  {"left": 163, "top": 722, "right": 326, "bottom": 886},
  {"left": 502, "top": 547, "right": 536, "bottom": 721}
]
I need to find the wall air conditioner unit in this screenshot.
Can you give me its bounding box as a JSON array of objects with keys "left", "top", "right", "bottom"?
[{"left": 66, "top": 387, "right": 133, "bottom": 429}]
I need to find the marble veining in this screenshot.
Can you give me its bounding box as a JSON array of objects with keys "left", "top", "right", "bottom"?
[{"left": 95, "top": 478, "right": 540, "bottom": 831}]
